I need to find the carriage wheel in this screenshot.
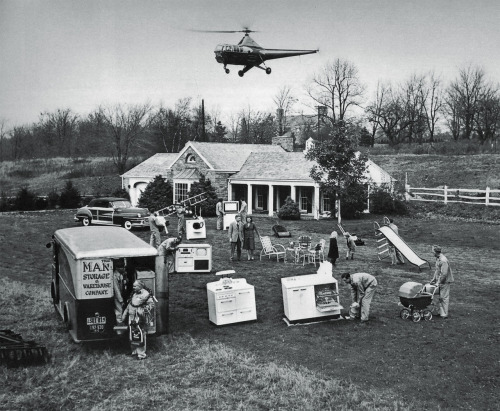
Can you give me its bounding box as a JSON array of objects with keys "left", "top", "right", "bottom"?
[
  {"left": 400, "top": 308, "right": 410, "bottom": 320},
  {"left": 412, "top": 311, "right": 421, "bottom": 322},
  {"left": 423, "top": 310, "right": 433, "bottom": 321}
]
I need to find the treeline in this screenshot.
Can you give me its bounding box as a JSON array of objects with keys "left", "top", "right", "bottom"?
[
  {"left": 0, "top": 99, "right": 281, "bottom": 173},
  {"left": 308, "top": 62, "right": 500, "bottom": 148},
  {"left": 1, "top": 63, "right": 498, "bottom": 173}
]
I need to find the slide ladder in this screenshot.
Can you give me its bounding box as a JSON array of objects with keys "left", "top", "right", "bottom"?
[{"left": 373, "top": 221, "right": 391, "bottom": 261}]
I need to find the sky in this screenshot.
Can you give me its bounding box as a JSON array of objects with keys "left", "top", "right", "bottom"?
[{"left": 1, "top": 0, "right": 499, "bottom": 126}]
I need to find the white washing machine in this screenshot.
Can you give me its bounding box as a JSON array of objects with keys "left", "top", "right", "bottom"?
[{"left": 186, "top": 217, "right": 206, "bottom": 240}]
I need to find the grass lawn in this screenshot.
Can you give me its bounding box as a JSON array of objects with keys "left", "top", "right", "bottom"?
[{"left": 0, "top": 210, "right": 499, "bottom": 410}]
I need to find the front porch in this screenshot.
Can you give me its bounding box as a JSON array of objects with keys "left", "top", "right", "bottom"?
[{"left": 228, "top": 180, "right": 333, "bottom": 220}]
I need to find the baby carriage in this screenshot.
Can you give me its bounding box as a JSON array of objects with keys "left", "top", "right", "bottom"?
[{"left": 398, "top": 282, "right": 439, "bottom": 322}]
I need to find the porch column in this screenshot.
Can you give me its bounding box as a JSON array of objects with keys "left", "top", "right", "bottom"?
[
  {"left": 268, "top": 184, "right": 274, "bottom": 217},
  {"left": 290, "top": 184, "right": 296, "bottom": 201},
  {"left": 313, "top": 184, "right": 320, "bottom": 220},
  {"left": 247, "top": 184, "right": 253, "bottom": 215},
  {"left": 227, "top": 181, "right": 232, "bottom": 201}
]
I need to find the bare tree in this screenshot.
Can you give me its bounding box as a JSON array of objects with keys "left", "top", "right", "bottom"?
[
  {"left": 10, "top": 125, "right": 34, "bottom": 160},
  {"left": 366, "top": 83, "right": 409, "bottom": 145},
  {"left": 99, "top": 103, "right": 153, "bottom": 173},
  {"left": 150, "top": 98, "right": 191, "bottom": 153},
  {"left": 238, "top": 106, "right": 275, "bottom": 144},
  {"left": 0, "top": 119, "right": 7, "bottom": 162},
  {"left": 365, "top": 82, "right": 386, "bottom": 147},
  {"left": 420, "top": 72, "right": 444, "bottom": 142},
  {"left": 447, "top": 65, "right": 485, "bottom": 140},
  {"left": 400, "top": 74, "right": 427, "bottom": 144},
  {"left": 38, "top": 109, "right": 79, "bottom": 156},
  {"left": 273, "top": 85, "right": 296, "bottom": 135},
  {"left": 227, "top": 112, "right": 240, "bottom": 143},
  {"left": 307, "top": 58, "right": 365, "bottom": 126},
  {"left": 444, "top": 86, "right": 462, "bottom": 141},
  {"left": 475, "top": 83, "right": 500, "bottom": 146}
]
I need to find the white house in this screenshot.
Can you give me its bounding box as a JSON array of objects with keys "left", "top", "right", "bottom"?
[{"left": 122, "top": 140, "right": 394, "bottom": 219}]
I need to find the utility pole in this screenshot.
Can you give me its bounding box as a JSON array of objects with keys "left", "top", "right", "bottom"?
[{"left": 201, "top": 99, "right": 206, "bottom": 141}]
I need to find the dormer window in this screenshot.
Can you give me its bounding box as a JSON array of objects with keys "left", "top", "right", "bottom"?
[{"left": 186, "top": 154, "right": 196, "bottom": 164}]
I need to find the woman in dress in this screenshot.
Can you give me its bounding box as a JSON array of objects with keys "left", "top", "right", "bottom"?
[
  {"left": 328, "top": 230, "right": 339, "bottom": 266},
  {"left": 243, "top": 216, "right": 259, "bottom": 260}
]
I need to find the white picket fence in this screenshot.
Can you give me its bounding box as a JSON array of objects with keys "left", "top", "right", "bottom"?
[{"left": 405, "top": 185, "right": 500, "bottom": 206}]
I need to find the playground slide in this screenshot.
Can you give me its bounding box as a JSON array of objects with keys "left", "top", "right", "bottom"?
[{"left": 378, "top": 226, "right": 431, "bottom": 270}]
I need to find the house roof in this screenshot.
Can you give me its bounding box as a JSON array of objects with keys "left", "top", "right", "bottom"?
[
  {"left": 231, "top": 152, "right": 315, "bottom": 181},
  {"left": 185, "top": 142, "right": 285, "bottom": 171},
  {"left": 231, "top": 152, "right": 394, "bottom": 184},
  {"left": 121, "top": 153, "right": 178, "bottom": 178}
]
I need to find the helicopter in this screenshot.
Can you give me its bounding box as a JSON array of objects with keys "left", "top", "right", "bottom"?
[{"left": 195, "top": 28, "right": 318, "bottom": 77}]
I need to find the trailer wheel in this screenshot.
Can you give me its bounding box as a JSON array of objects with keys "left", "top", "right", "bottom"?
[
  {"left": 412, "top": 311, "right": 421, "bottom": 323},
  {"left": 423, "top": 310, "right": 433, "bottom": 321},
  {"left": 400, "top": 308, "right": 410, "bottom": 320}
]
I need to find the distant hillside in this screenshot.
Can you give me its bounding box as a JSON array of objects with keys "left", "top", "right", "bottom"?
[
  {"left": 1, "top": 154, "right": 499, "bottom": 198},
  {"left": 371, "top": 154, "right": 500, "bottom": 190},
  {"left": 0, "top": 157, "right": 143, "bottom": 197}
]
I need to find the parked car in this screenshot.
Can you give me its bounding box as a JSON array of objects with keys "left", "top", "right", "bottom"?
[{"left": 74, "top": 197, "right": 150, "bottom": 230}]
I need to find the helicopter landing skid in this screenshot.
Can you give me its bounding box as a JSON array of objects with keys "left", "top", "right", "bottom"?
[{"left": 224, "top": 65, "right": 230, "bottom": 74}]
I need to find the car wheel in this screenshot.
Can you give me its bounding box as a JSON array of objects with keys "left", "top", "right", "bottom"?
[
  {"left": 123, "top": 220, "right": 132, "bottom": 230},
  {"left": 81, "top": 217, "right": 91, "bottom": 226}
]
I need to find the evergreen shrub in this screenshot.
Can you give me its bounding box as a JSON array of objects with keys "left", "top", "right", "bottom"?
[{"left": 277, "top": 197, "right": 301, "bottom": 220}]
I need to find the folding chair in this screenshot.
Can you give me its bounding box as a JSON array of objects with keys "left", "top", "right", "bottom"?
[
  {"left": 259, "top": 236, "right": 286, "bottom": 263},
  {"left": 302, "top": 238, "right": 326, "bottom": 267}
]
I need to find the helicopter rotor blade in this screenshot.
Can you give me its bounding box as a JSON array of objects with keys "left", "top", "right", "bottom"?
[{"left": 188, "top": 28, "right": 259, "bottom": 34}]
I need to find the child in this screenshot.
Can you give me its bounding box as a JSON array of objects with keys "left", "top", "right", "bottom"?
[
  {"left": 328, "top": 230, "right": 339, "bottom": 266},
  {"left": 345, "top": 232, "right": 357, "bottom": 260}
]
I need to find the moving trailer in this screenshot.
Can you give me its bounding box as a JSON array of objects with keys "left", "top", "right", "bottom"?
[{"left": 49, "top": 226, "right": 159, "bottom": 342}]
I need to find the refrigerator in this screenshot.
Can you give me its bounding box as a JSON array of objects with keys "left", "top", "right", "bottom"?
[{"left": 222, "top": 201, "right": 240, "bottom": 230}]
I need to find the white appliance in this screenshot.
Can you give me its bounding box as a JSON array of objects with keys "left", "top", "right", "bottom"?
[
  {"left": 207, "top": 271, "right": 257, "bottom": 325},
  {"left": 186, "top": 217, "right": 206, "bottom": 240},
  {"left": 175, "top": 244, "right": 212, "bottom": 273},
  {"left": 281, "top": 272, "right": 343, "bottom": 323},
  {"left": 223, "top": 201, "right": 240, "bottom": 230}
]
